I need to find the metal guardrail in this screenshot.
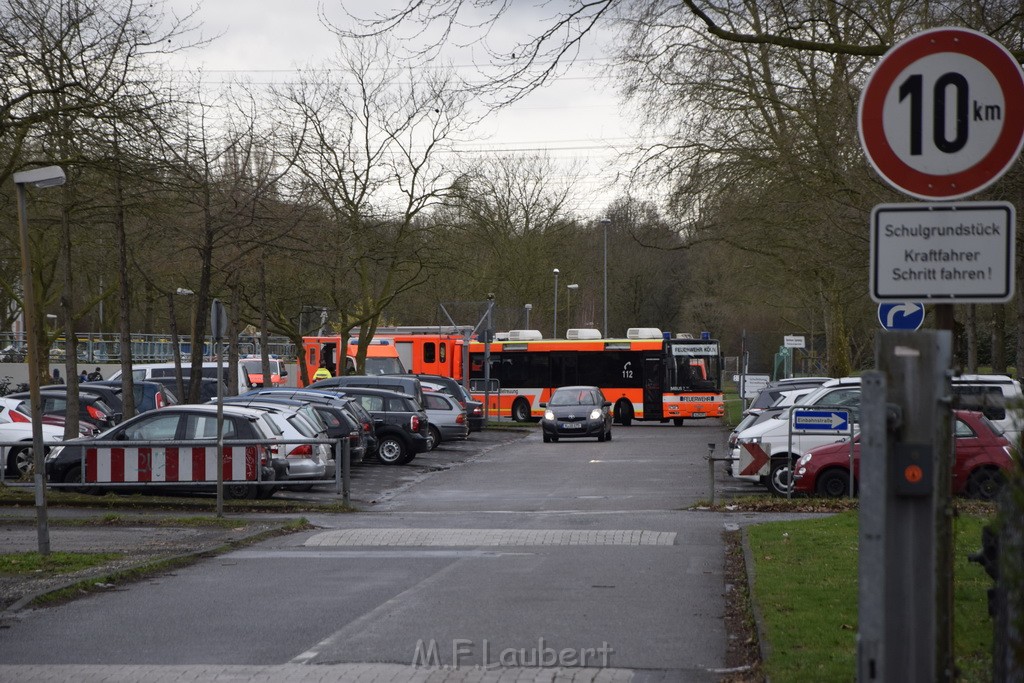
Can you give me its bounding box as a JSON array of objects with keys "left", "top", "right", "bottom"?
[
  {"left": 0, "top": 332, "right": 298, "bottom": 364},
  {"left": 0, "top": 437, "right": 351, "bottom": 506}
]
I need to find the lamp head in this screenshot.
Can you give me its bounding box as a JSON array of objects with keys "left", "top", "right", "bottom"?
[
  {"left": 553, "top": 268, "right": 559, "bottom": 274},
  {"left": 13, "top": 165, "right": 66, "bottom": 188}
]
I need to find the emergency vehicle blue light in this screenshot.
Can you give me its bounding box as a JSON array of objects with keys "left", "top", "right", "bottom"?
[{"left": 701, "top": 331, "right": 710, "bottom": 340}]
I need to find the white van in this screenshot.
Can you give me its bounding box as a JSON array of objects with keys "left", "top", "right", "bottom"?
[
  {"left": 109, "top": 359, "right": 286, "bottom": 396},
  {"left": 731, "top": 374, "right": 1022, "bottom": 495}
]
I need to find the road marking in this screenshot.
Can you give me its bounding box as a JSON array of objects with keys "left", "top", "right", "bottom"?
[{"left": 304, "top": 528, "right": 677, "bottom": 547}]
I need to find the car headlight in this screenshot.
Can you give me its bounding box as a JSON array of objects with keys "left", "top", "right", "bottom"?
[
  {"left": 797, "top": 452, "right": 813, "bottom": 467},
  {"left": 544, "top": 410, "right": 554, "bottom": 421},
  {"left": 738, "top": 436, "right": 761, "bottom": 445},
  {"left": 589, "top": 408, "right": 602, "bottom": 420}
]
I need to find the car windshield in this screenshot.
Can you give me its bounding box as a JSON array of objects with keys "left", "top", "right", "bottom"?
[
  {"left": 365, "top": 357, "right": 406, "bottom": 375},
  {"left": 548, "top": 389, "right": 597, "bottom": 407}
]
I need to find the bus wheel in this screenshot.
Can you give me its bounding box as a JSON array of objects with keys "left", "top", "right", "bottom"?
[
  {"left": 512, "top": 399, "right": 532, "bottom": 423},
  {"left": 615, "top": 401, "right": 633, "bottom": 426},
  {"left": 673, "top": 418, "right": 684, "bottom": 427}
]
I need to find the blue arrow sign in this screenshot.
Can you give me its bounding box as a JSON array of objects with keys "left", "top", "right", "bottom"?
[
  {"left": 878, "top": 302, "right": 925, "bottom": 331},
  {"left": 793, "top": 409, "right": 850, "bottom": 431}
]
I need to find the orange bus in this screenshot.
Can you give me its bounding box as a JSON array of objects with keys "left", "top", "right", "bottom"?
[{"left": 465, "top": 329, "right": 724, "bottom": 425}]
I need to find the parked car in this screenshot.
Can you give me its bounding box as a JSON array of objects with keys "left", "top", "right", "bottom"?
[
  {"left": 423, "top": 392, "right": 469, "bottom": 450},
  {"left": 7, "top": 388, "right": 119, "bottom": 431},
  {"left": 0, "top": 420, "right": 66, "bottom": 479},
  {"left": 417, "top": 374, "right": 485, "bottom": 432},
  {"left": 239, "top": 388, "right": 372, "bottom": 463},
  {"left": 224, "top": 401, "right": 328, "bottom": 488},
  {"left": 81, "top": 380, "right": 178, "bottom": 415},
  {"left": 108, "top": 361, "right": 263, "bottom": 396},
  {"left": 0, "top": 396, "right": 97, "bottom": 437},
  {"left": 315, "top": 386, "right": 430, "bottom": 465},
  {"left": 311, "top": 374, "right": 426, "bottom": 409},
  {"left": 218, "top": 398, "right": 334, "bottom": 482},
  {"left": 540, "top": 385, "right": 613, "bottom": 443},
  {"left": 744, "top": 377, "right": 832, "bottom": 412},
  {"left": 44, "top": 405, "right": 277, "bottom": 499},
  {"left": 148, "top": 376, "right": 227, "bottom": 404},
  {"left": 793, "top": 410, "right": 1015, "bottom": 500}
]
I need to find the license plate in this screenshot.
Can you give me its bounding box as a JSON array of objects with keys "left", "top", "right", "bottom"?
[
  {"left": 561, "top": 422, "right": 582, "bottom": 429},
  {"left": 692, "top": 412, "right": 706, "bottom": 418}
]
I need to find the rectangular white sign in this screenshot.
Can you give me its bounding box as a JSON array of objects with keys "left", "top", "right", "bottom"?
[
  {"left": 870, "top": 202, "right": 1015, "bottom": 303},
  {"left": 784, "top": 335, "right": 805, "bottom": 349}
]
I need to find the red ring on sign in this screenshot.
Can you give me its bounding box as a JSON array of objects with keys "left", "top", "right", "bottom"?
[
  {"left": 860, "top": 28, "right": 1024, "bottom": 199},
  {"left": 904, "top": 464, "right": 924, "bottom": 483}
]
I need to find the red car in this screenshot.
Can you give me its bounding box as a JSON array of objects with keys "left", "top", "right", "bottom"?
[{"left": 793, "top": 410, "right": 1014, "bottom": 500}]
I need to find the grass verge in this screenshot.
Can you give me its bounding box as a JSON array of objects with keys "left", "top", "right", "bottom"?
[
  {"left": 0, "top": 551, "right": 122, "bottom": 575},
  {"left": 747, "top": 510, "right": 994, "bottom": 682}
]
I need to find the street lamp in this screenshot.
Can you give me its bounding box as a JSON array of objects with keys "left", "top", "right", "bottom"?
[
  {"left": 601, "top": 217, "right": 611, "bottom": 337},
  {"left": 14, "top": 165, "right": 66, "bottom": 557},
  {"left": 566, "top": 284, "right": 579, "bottom": 329},
  {"left": 524, "top": 303, "right": 532, "bottom": 329},
  {"left": 552, "top": 269, "right": 560, "bottom": 338}
]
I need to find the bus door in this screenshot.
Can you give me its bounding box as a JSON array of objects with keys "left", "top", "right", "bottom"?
[
  {"left": 551, "top": 352, "right": 579, "bottom": 389},
  {"left": 643, "top": 356, "right": 663, "bottom": 420}
]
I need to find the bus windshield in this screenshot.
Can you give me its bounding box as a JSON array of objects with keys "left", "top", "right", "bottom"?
[{"left": 664, "top": 341, "right": 721, "bottom": 392}]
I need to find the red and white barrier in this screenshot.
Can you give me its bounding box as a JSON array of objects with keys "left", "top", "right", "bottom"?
[{"left": 84, "top": 446, "right": 258, "bottom": 483}]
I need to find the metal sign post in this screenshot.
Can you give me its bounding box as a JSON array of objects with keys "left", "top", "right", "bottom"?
[{"left": 858, "top": 331, "right": 953, "bottom": 682}]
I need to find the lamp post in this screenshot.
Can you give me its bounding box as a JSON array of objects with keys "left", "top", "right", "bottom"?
[
  {"left": 14, "top": 165, "right": 67, "bottom": 557},
  {"left": 524, "top": 303, "right": 532, "bottom": 329},
  {"left": 601, "top": 217, "right": 611, "bottom": 337},
  {"left": 566, "top": 283, "right": 579, "bottom": 330},
  {"left": 552, "top": 269, "right": 560, "bottom": 338}
]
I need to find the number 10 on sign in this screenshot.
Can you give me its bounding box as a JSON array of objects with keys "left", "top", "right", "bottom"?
[{"left": 859, "top": 28, "right": 1024, "bottom": 200}]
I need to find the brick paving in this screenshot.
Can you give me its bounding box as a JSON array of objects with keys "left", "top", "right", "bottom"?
[{"left": 303, "top": 528, "right": 677, "bottom": 547}]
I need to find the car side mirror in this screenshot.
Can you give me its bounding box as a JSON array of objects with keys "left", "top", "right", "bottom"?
[
  {"left": 539, "top": 402, "right": 547, "bottom": 408},
  {"left": 603, "top": 401, "right": 612, "bottom": 408}
]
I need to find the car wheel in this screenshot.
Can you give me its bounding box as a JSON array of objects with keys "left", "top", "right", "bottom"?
[
  {"left": 616, "top": 401, "right": 633, "bottom": 426},
  {"left": 597, "top": 428, "right": 606, "bottom": 442},
  {"left": 62, "top": 464, "right": 99, "bottom": 495},
  {"left": 226, "top": 481, "right": 257, "bottom": 500},
  {"left": 512, "top": 399, "right": 532, "bottom": 423},
  {"left": 377, "top": 435, "right": 407, "bottom": 465},
  {"left": 815, "top": 468, "right": 851, "bottom": 498},
  {"left": 966, "top": 467, "right": 1005, "bottom": 501},
  {"left": 7, "top": 445, "right": 34, "bottom": 479},
  {"left": 428, "top": 426, "right": 441, "bottom": 451},
  {"left": 606, "top": 426, "right": 612, "bottom": 441},
  {"left": 767, "top": 458, "right": 795, "bottom": 497},
  {"left": 673, "top": 418, "right": 684, "bottom": 427}
]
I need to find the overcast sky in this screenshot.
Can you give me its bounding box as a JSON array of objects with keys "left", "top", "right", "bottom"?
[{"left": 165, "top": 0, "right": 636, "bottom": 217}]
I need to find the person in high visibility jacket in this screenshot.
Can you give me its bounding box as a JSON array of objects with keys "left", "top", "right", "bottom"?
[{"left": 312, "top": 360, "right": 332, "bottom": 381}]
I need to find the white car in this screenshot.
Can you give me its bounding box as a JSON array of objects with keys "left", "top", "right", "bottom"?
[{"left": 0, "top": 420, "right": 66, "bottom": 480}]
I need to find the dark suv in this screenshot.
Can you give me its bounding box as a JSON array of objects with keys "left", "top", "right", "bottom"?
[{"left": 321, "top": 387, "right": 430, "bottom": 465}]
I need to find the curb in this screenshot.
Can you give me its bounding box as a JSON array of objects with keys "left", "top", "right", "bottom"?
[{"left": 741, "top": 526, "right": 772, "bottom": 681}]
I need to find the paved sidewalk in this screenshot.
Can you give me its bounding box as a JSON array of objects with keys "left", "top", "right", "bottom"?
[{"left": 0, "top": 663, "right": 640, "bottom": 682}]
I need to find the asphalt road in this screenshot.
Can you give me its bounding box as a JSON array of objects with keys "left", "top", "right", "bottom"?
[{"left": 0, "top": 419, "right": 779, "bottom": 682}]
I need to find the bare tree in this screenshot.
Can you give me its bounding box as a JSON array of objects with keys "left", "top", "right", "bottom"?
[{"left": 276, "top": 37, "right": 471, "bottom": 371}]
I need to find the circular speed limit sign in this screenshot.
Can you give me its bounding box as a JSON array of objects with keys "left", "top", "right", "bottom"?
[{"left": 859, "top": 28, "right": 1024, "bottom": 200}]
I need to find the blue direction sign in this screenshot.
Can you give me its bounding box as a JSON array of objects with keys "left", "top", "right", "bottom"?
[
  {"left": 793, "top": 409, "right": 850, "bottom": 432},
  {"left": 877, "top": 302, "right": 925, "bottom": 331}
]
